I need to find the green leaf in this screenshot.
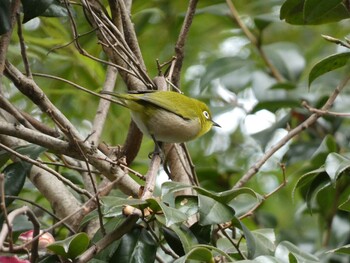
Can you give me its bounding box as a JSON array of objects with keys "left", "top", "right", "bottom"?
[
  {"left": 324, "top": 153, "right": 350, "bottom": 184},
  {"left": 162, "top": 227, "right": 185, "bottom": 256},
  {"left": 309, "top": 52, "right": 350, "bottom": 87},
  {"left": 275, "top": 241, "right": 319, "bottom": 262},
  {"left": 41, "top": 0, "right": 69, "bottom": 17},
  {"left": 327, "top": 244, "right": 350, "bottom": 255},
  {"left": 304, "top": 0, "right": 343, "bottom": 23},
  {"left": 22, "top": 0, "right": 55, "bottom": 23},
  {"left": 101, "top": 196, "right": 147, "bottom": 218},
  {"left": 175, "top": 195, "right": 199, "bottom": 217},
  {"left": 252, "top": 100, "right": 300, "bottom": 113},
  {"left": 47, "top": 233, "right": 89, "bottom": 260},
  {"left": 280, "top": 0, "right": 350, "bottom": 25},
  {"left": 232, "top": 217, "right": 256, "bottom": 258},
  {"left": 0, "top": 0, "right": 10, "bottom": 35},
  {"left": 167, "top": 224, "right": 198, "bottom": 254},
  {"left": 338, "top": 195, "right": 350, "bottom": 212},
  {"left": 173, "top": 247, "right": 213, "bottom": 263},
  {"left": 200, "top": 57, "right": 251, "bottom": 89},
  {"left": 2, "top": 145, "right": 46, "bottom": 207},
  {"left": 251, "top": 229, "right": 276, "bottom": 257},
  {"left": 198, "top": 194, "right": 235, "bottom": 225},
  {"left": 147, "top": 198, "right": 187, "bottom": 226},
  {"left": 111, "top": 227, "right": 157, "bottom": 263}
]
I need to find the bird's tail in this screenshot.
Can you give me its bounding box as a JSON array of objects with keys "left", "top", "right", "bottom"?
[{"left": 100, "top": 91, "right": 129, "bottom": 107}]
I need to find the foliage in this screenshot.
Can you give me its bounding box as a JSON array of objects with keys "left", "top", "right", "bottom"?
[{"left": 0, "top": 0, "right": 350, "bottom": 262}]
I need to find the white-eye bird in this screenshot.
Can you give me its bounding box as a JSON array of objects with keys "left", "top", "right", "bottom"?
[{"left": 101, "top": 90, "right": 220, "bottom": 144}]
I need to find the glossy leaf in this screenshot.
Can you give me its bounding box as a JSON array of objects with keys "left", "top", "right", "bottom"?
[
  {"left": 251, "top": 229, "right": 276, "bottom": 257},
  {"left": 111, "top": 227, "right": 156, "bottom": 263},
  {"left": 198, "top": 194, "right": 235, "bottom": 225},
  {"left": 167, "top": 224, "right": 198, "bottom": 254},
  {"left": 309, "top": 53, "right": 350, "bottom": 87},
  {"left": 162, "top": 227, "right": 185, "bottom": 256},
  {"left": 275, "top": 241, "right": 319, "bottom": 262},
  {"left": 324, "top": 152, "right": 350, "bottom": 184},
  {"left": 47, "top": 233, "right": 89, "bottom": 259},
  {"left": 304, "top": 0, "right": 344, "bottom": 23},
  {"left": 147, "top": 198, "right": 187, "bottom": 226},
  {"left": 22, "top": 0, "right": 55, "bottom": 23},
  {"left": 174, "top": 247, "right": 213, "bottom": 263},
  {"left": 280, "top": 0, "right": 350, "bottom": 25}
]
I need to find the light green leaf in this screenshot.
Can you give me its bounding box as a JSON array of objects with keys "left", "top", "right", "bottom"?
[
  {"left": 324, "top": 152, "right": 350, "bottom": 184},
  {"left": 275, "top": 241, "right": 319, "bottom": 262},
  {"left": 327, "top": 244, "right": 350, "bottom": 255},
  {"left": 338, "top": 195, "right": 350, "bottom": 212},
  {"left": 198, "top": 194, "right": 235, "bottom": 225},
  {"left": 147, "top": 198, "right": 187, "bottom": 226}
]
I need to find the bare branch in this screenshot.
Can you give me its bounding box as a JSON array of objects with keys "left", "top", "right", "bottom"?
[{"left": 172, "top": 0, "right": 198, "bottom": 87}]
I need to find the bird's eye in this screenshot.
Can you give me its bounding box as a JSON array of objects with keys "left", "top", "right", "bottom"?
[{"left": 203, "top": 111, "right": 210, "bottom": 119}]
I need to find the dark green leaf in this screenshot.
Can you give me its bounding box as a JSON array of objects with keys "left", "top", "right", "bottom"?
[
  {"left": 162, "top": 227, "right": 185, "bottom": 256},
  {"left": 169, "top": 224, "right": 198, "bottom": 254},
  {"left": 0, "top": 0, "right": 11, "bottom": 35},
  {"left": 269, "top": 82, "right": 297, "bottom": 90},
  {"left": 189, "top": 222, "right": 212, "bottom": 244},
  {"left": 3, "top": 162, "right": 28, "bottom": 207},
  {"left": 112, "top": 227, "right": 156, "bottom": 263},
  {"left": 280, "top": 0, "right": 350, "bottom": 25},
  {"left": 280, "top": 0, "right": 304, "bottom": 23},
  {"left": 41, "top": 0, "right": 69, "bottom": 17},
  {"left": 47, "top": 233, "right": 89, "bottom": 259},
  {"left": 2, "top": 145, "right": 46, "bottom": 207},
  {"left": 309, "top": 53, "right": 350, "bottom": 87},
  {"left": 198, "top": 194, "right": 235, "bottom": 225},
  {"left": 22, "top": 0, "right": 55, "bottom": 23},
  {"left": 92, "top": 216, "right": 125, "bottom": 260},
  {"left": 304, "top": 0, "right": 343, "bottom": 23},
  {"left": 252, "top": 100, "right": 300, "bottom": 113}
]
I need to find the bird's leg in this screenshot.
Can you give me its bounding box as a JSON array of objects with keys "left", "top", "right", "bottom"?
[{"left": 148, "top": 135, "right": 163, "bottom": 159}]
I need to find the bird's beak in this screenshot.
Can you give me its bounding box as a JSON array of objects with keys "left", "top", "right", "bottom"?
[{"left": 211, "top": 120, "right": 221, "bottom": 128}]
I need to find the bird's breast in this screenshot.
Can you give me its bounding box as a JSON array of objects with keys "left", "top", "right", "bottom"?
[{"left": 130, "top": 110, "right": 201, "bottom": 143}]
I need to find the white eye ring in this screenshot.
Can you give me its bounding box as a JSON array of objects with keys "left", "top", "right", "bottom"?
[{"left": 203, "top": 111, "right": 210, "bottom": 120}]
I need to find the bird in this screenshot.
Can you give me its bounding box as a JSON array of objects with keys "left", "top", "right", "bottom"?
[{"left": 101, "top": 90, "right": 220, "bottom": 148}]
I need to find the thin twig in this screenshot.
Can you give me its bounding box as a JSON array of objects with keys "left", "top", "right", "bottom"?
[
  {"left": 4, "top": 195, "right": 76, "bottom": 234},
  {"left": 16, "top": 13, "right": 32, "bottom": 78},
  {"left": 172, "top": 0, "right": 198, "bottom": 87},
  {"left": 0, "top": 142, "right": 93, "bottom": 198},
  {"left": 303, "top": 101, "right": 350, "bottom": 117},
  {"left": 225, "top": 0, "right": 284, "bottom": 82},
  {"left": 0, "top": 173, "right": 13, "bottom": 250}
]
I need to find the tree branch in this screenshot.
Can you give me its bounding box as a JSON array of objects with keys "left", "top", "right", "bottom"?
[{"left": 234, "top": 75, "right": 350, "bottom": 188}]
